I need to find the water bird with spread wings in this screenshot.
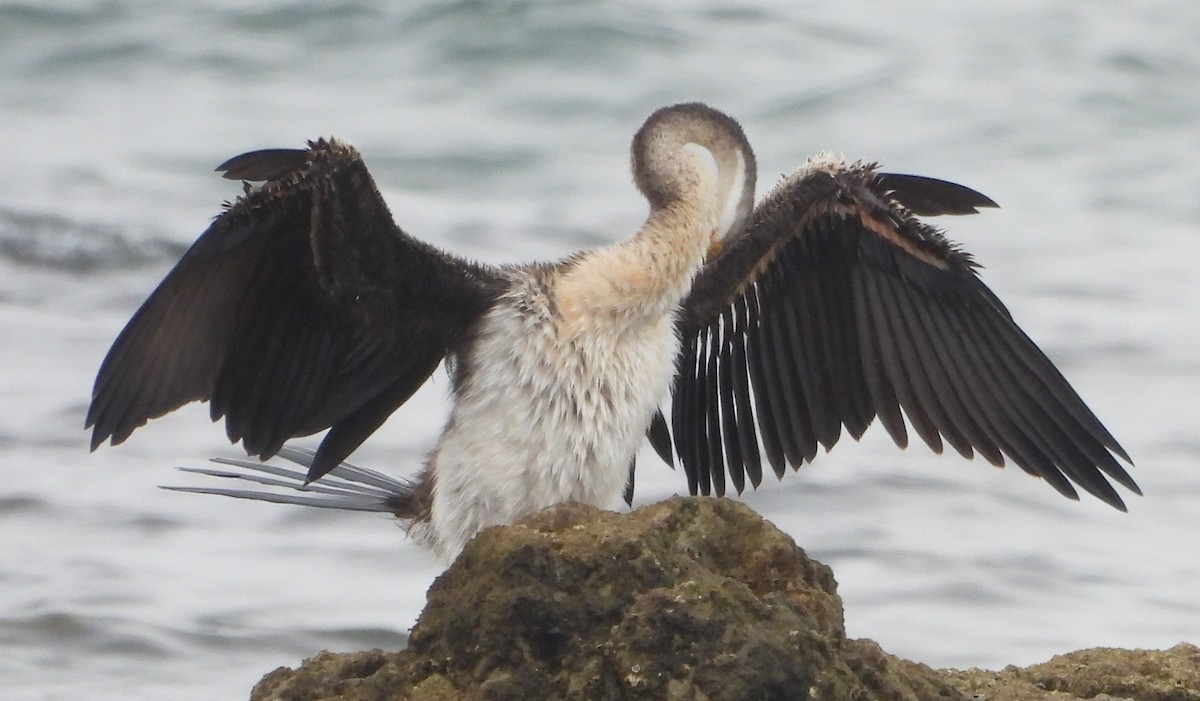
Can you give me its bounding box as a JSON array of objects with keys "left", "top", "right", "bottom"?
[{"left": 87, "top": 103, "right": 1137, "bottom": 559}]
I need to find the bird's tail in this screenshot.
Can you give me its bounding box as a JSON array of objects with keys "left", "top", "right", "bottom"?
[{"left": 162, "top": 445, "right": 418, "bottom": 517}]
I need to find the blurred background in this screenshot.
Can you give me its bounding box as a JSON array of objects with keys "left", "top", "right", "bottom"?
[{"left": 2, "top": 1, "right": 1197, "bottom": 698}]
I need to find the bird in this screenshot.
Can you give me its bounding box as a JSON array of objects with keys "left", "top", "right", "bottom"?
[{"left": 86, "top": 102, "right": 1138, "bottom": 560}]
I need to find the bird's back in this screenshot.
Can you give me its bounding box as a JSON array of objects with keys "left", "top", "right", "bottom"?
[{"left": 418, "top": 265, "right": 682, "bottom": 559}]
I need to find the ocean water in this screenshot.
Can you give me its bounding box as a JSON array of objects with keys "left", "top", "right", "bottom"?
[{"left": 2, "top": 1, "right": 1198, "bottom": 698}]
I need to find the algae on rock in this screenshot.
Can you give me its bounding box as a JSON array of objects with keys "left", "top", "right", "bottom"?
[{"left": 248, "top": 497, "right": 1197, "bottom": 701}]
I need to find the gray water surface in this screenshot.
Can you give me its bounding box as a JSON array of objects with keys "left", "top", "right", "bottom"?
[{"left": 3, "top": 2, "right": 1198, "bottom": 699}]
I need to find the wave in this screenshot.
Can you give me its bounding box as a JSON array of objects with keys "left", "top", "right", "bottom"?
[{"left": 0, "top": 208, "right": 185, "bottom": 272}]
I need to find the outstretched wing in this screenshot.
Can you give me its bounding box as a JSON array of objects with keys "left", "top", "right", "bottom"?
[
  {"left": 87, "top": 139, "right": 501, "bottom": 482},
  {"left": 657, "top": 158, "right": 1138, "bottom": 509}
]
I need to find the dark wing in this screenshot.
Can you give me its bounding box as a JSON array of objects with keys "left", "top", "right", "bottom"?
[
  {"left": 87, "top": 139, "right": 501, "bottom": 482},
  {"left": 656, "top": 161, "right": 1138, "bottom": 509}
]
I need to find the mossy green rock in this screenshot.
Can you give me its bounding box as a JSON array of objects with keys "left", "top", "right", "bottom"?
[
  {"left": 944, "top": 643, "right": 1200, "bottom": 701},
  {"left": 247, "top": 497, "right": 1196, "bottom": 701}
]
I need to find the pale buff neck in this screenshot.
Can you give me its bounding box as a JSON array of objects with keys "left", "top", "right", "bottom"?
[
  {"left": 553, "top": 191, "right": 717, "bottom": 333},
  {"left": 551, "top": 103, "right": 754, "bottom": 334}
]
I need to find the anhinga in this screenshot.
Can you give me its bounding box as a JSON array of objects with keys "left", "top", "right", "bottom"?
[{"left": 87, "top": 103, "right": 1137, "bottom": 559}]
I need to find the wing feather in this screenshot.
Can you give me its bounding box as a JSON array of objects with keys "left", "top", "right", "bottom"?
[
  {"left": 692, "top": 327, "right": 714, "bottom": 496},
  {"left": 762, "top": 279, "right": 812, "bottom": 468},
  {"left": 851, "top": 265, "right": 909, "bottom": 449},
  {"left": 87, "top": 140, "right": 501, "bottom": 482},
  {"left": 727, "top": 300, "right": 763, "bottom": 489},
  {"left": 646, "top": 409, "right": 674, "bottom": 467},
  {"left": 744, "top": 290, "right": 788, "bottom": 479},
  {"left": 866, "top": 264, "right": 945, "bottom": 455},
  {"left": 715, "top": 316, "right": 745, "bottom": 494},
  {"left": 793, "top": 247, "right": 842, "bottom": 450},
  {"left": 665, "top": 160, "right": 1136, "bottom": 509},
  {"left": 898, "top": 275, "right": 1000, "bottom": 463},
  {"left": 671, "top": 335, "right": 700, "bottom": 494},
  {"left": 777, "top": 267, "right": 822, "bottom": 461},
  {"left": 702, "top": 325, "right": 725, "bottom": 496}
]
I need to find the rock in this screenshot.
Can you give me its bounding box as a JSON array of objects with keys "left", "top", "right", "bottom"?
[
  {"left": 247, "top": 497, "right": 1198, "bottom": 701},
  {"left": 944, "top": 643, "right": 1200, "bottom": 701}
]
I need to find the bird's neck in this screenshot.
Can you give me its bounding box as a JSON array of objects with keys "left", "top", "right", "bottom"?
[{"left": 553, "top": 200, "right": 714, "bottom": 330}]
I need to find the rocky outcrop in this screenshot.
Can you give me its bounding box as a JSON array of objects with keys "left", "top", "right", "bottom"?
[
  {"left": 247, "top": 497, "right": 1198, "bottom": 701},
  {"left": 945, "top": 644, "right": 1200, "bottom": 701}
]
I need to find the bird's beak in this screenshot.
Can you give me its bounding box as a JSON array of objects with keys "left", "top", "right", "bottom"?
[{"left": 706, "top": 229, "right": 724, "bottom": 260}]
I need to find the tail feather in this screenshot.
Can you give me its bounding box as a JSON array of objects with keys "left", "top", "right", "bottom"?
[
  {"left": 161, "top": 446, "right": 417, "bottom": 516},
  {"left": 275, "top": 446, "right": 415, "bottom": 493},
  {"left": 177, "top": 464, "right": 383, "bottom": 499}
]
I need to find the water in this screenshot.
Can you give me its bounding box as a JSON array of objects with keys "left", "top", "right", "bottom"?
[{"left": 3, "top": 1, "right": 1198, "bottom": 698}]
